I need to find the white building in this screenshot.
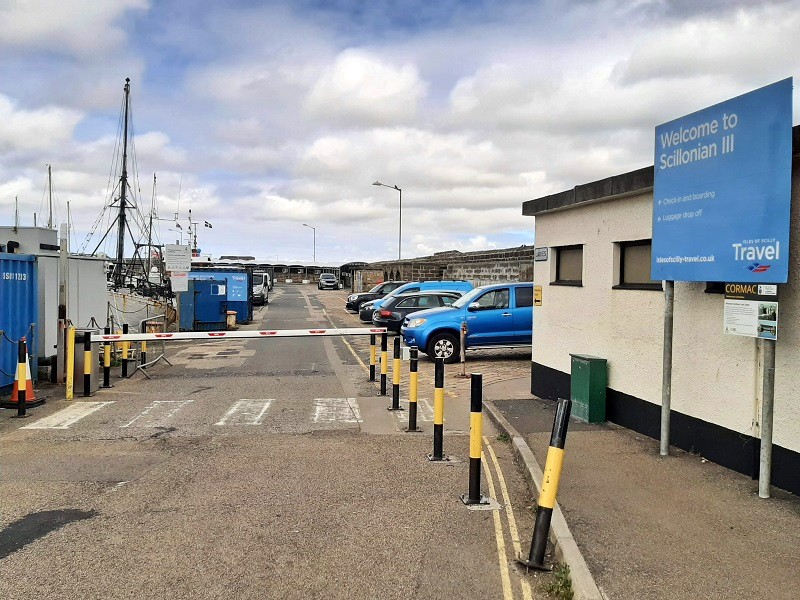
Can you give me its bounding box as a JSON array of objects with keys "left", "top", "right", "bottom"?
[{"left": 523, "top": 144, "right": 800, "bottom": 496}]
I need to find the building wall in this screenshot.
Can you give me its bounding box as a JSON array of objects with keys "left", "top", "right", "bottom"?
[{"left": 532, "top": 167, "right": 800, "bottom": 492}]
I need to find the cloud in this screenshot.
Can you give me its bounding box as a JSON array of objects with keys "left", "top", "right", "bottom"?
[
  {"left": 0, "top": 94, "right": 83, "bottom": 152},
  {"left": 306, "top": 49, "right": 427, "bottom": 126},
  {"left": 0, "top": 0, "right": 149, "bottom": 56}
]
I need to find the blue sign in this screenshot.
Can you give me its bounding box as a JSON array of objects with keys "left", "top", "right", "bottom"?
[{"left": 651, "top": 79, "right": 793, "bottom": 283}]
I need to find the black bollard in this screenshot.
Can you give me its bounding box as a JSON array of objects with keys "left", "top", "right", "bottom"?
[
  {"left": 428, "top": 358, "right": 445, "bottom": 461},
  {"left": 518, "top": 398, "right": 572, "bottom": 571},
  {"left": 369, "top": 334, "right": 376, "bottom": 382},
  {"left": 121, "top": 324, "right": 129, "bottom": 377},
  {"left": 16, "top": 338, "right": 27, "bottom": 417},
  {"left": 406, "top": 347, "right": 420, "bottom": 432},
  {"left": 389, "top": 337, "right": 402, "bottom": 410},
  {"left": 462, "top": 374, "right": 486, "bottom": 505},
  {"left": 380, "top": 332, "right": 388, "bottom": 396}
]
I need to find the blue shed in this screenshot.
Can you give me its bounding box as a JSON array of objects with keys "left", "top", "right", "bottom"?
[
  {"left": 0, "top": 254, "right": 39, "bottom": 393},
  {"left": 184, "top": 268, "right": 253, "bottom": 327}
]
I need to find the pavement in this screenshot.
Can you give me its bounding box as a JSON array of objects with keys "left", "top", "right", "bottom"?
[{"left": 483, "top": 377, "right": 800, "bottom": 600}]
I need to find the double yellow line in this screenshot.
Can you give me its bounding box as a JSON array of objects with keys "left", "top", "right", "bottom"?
[{"left": 324, "top": 306, "right": 530, "bottom": 598}]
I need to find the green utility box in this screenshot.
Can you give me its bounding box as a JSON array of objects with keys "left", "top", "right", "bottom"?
[{"left": 570, "top": 354, "right": 607, "bottom": 423}]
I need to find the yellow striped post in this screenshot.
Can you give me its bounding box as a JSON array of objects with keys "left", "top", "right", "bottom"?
[
  {"left": 389, "top": 337, "right": 402, "bottom": 410},
  {"left": 380, "top": 332, "right": 388, "bottom": 395},
  {"left": 65, "top": 326, "right": 75, "bottom": 400},
  {"left": 101, "top": 326, "right": 112, "bottom": 388},
  {"left": 121, "top": 324, "right": 130, "bottom": 377},
  {"left": 462, "top": 374, "right": 487, "bottom": 505},
  {"left": 16, "top": 338, "right": 27, "bottom": 417},
  {"left": 369, "top": 334, "right": 376, "bottom": 381},
  {"left": 518, "top": 398, "right": 572, "bottom": 571},
  {"left": 83, "top": 330, "right": 92, "bottom": 397},
  {"left": 428, "top": 358, "right": 446, "bottom": 461},
  {"left": 406, "top": 347, "right": 420, "bottom": 432},
  {"left": 140, "top": 340, "right": 148, "bottom": 367}
]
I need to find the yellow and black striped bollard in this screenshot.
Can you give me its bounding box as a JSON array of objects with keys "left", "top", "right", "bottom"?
[
  {"left": 15, "top": 338, "right": 27, "bottom": 418},
  {"left": 369, "top": 334, "right": 376, "bottom": 382},
  {"left": 518, "top": 397, "right": 572, "bottom": 571},
  {"left": 380, "top": 332, "right": 388, "bottom": 396},
  {"left": 405, "top": 347, "right": 420, "bottom": 432},
  {"left": 102, "top": 326, "right": 113, "bottom": 388},
  {"left": 83, "top": 329, "right": 93, "bottom": 397},
  {"left": 389, "top": 337, "right": 402, "bottom": 410},
  {"left": 121, "top": 324, "right": 130, "bottom": 378},
  {"left": 140, "top": 339, "right": 148, "bottom": 368},
  {"left": 427, "top": 357, "right": 446, "bottom": 461},
  {"left": 461, "top": 373, "right": 488, "bottom": 504}
]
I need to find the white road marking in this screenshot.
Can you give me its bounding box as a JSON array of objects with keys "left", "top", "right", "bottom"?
[
  {"left": 169, "top": 341, "right": 255, "bottom": 369},
  {"left": 392, "top": 398, "right": 435, "bottom": 422},
  {"left": 215, "top": 399, "right": 273, "bottom": 426},
  {"left": 121, "top": 399, "right": 193, "bottom": 428},
  {"left": 21, "top": 401, "right": 115, "bottom": 430},
  {"left": 313, "top": 398, "right": 362, "bottom": 423}
]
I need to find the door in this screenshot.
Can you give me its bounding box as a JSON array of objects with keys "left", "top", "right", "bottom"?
[
  {"left": 512, "top": 285, "right": 534, "bottom": 344},
  {"left": 465, "top": 287, "right": 515, "bottom": 346},
  {"left": 193, "top": 279, "right": 227, "bottom": 330}
]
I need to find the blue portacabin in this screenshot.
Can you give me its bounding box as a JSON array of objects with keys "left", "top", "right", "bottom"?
[
  {"left": 0, "top": 254, "right": 38, "bottom": 393},
  {"left": 651, "top": 78, "right": 793, "bottom": 283}
]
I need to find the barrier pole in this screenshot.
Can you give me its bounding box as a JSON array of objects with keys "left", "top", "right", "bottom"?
[
  {"left": 518, "top": 398, "right": 572, "bottom": 571},
  {"left": 369, "top": 334, "right": 376, "bottom": 382},
  {"left": 406, "top": 347, "right": 420, "bottom": 432},
  {"left": 380, "top": 332, "right": 388, "bottom": 396},
  {"left": 83, "top": 330, "right": 92, "bottom": 397},
  {"left": 65, "top": 326, "right": 75, "bottom": 400},
  {"left": 102, "top": 326, "right": 112, "bottom": 388},
  {"left": 462, "top": 374, "right": 486, "bottom": 504},
  {"left": 16, "top": 338, "right": 27, "bottom": 417},
  {"left": 390, "top": 337, "right": 402, "bottom": 410},
  {"left": 140, "top": 340, "right": 148, "bottom": 368},
  {"left": 121, "top": 324, "right": 129, "bottom": 377},
  {"left": 428, "top": 357, "right": 445, "bottom": 461}
]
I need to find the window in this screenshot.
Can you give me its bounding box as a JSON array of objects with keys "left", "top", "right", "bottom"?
[
  {"left": 396, "top": 297, "right": 419, "bottom": 308},
  {"left": 441, "top": 296, "right": 458, "bottom": 306},
  {"left": 473, "top": 288, "right": 510, "bottom": 310},
  {"left": 553, "top": 245, "right": 583, "bottom": 286},
  {"left": 614, "top": 240, "right": 662, "bottom": 291},
  {"left": 515, "top": 286, "right": 533, "bottom": 307}
]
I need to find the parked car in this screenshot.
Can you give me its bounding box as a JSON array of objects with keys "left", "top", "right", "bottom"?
[
  {"left": 345, "top": 281, "right": 407, "bottom": 312},
  {"left": 400, "top": 282, "right": 534, "bottom": 363},
  {"left": 372, "top": 291, "right": 463, "bottom": 333},
  {"left": 360, "top": 280, "right": 473, "bottom": 322},
  {"left": 252, "top": 272, "right": 270, "bottom": 305},
  {"left": 318, "top": 273, "right": 340, "bottom": 290}
]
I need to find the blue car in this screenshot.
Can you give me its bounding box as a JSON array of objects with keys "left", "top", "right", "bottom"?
[{"left": 400, "top": 282, "right": 534, "bottom": 363}]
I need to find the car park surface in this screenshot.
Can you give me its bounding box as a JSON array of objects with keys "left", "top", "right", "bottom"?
[
  {"left": 371, "top": 291, "right": 463, "bottom": 332},
  {"left": 401, "top": 282, "right": 534, "bottom": 363}
]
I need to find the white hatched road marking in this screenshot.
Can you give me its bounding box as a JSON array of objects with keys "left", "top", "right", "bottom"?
[
  {"left": 215, "top": 399, "right": 273, "bottom": 426},
  {"left": 313, "top": 398, "right": 362, "bottom": 423},
  {"left": 392, "top": 398, "right": 435, "bottom": 422},
  {"left": 121, "top": 399, "right": 194, "bottom": 428},
  {"left": 21, "top": 401, "right": 115, "bottom": 430},
  {"left": 169, "top": 341, "right": 255, "bottom": 369}
]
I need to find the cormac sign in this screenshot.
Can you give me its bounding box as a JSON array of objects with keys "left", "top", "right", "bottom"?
[{"left": 651, "top": 79, "right": 793, "bottom": 283}]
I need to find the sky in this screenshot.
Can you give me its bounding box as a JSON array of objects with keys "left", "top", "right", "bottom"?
[{"left": 1, "top": 0, "right": 799, "bottom": 265}]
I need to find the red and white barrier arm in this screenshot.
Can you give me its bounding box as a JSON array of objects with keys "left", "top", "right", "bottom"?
[{"left": 96, "top": 327, "right": 388, "bottom": 343}]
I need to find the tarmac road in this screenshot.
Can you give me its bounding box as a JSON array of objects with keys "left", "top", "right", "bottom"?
[{"left": 0, "top": 285, "right": 549, "bottom": 599}]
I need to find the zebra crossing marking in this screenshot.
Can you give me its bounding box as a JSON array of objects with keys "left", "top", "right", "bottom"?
[
  {"left": 215, "top": 399, "right": 273, "bottom": 426},
  {"left": 392, "top": 398, "right": 436, "bottom": 423},
  {"left": 313, "top": 398, "right": 362, "bottom": 423},
  {"left": 21, "top": 401, "right": 115, "bottom": 430},
  {"left": 121, "top": 399, "right": 194, "bottom": 428}
]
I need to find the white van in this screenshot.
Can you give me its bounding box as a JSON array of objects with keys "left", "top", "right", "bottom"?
[{"left": 252, "top": 272, "right": 270, "bottom": 305}]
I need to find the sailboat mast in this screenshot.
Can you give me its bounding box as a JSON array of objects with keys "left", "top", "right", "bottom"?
[
  {"left": 47, "top": 164, "right": 54, "bottom": 229},
  {"left": 147, "top": 173, "right": 156, "bottom": 275},
  {"left": 114, "top": 77, "right": 131, "bottom": 288}
]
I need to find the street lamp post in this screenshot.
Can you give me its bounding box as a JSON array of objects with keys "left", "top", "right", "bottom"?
[
  {"left": 302, "top": 223, "right": 316, "bottom": 262},
  {"left": 372, "top": 180, "right": 402, "bottom": 260}
]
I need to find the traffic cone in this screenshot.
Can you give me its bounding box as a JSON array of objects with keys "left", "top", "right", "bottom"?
[{"left": 2, "top": 353, "right": 45, "bottom": 409}]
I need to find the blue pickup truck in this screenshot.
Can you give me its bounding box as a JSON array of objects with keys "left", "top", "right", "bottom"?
[{"left": 400, "top": 282, "right": 534, "bottom": 363}]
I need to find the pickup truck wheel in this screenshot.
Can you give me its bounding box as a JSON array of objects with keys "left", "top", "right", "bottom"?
[{"left": 428, "top": 332, "right": 459, "bottom": 364}]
